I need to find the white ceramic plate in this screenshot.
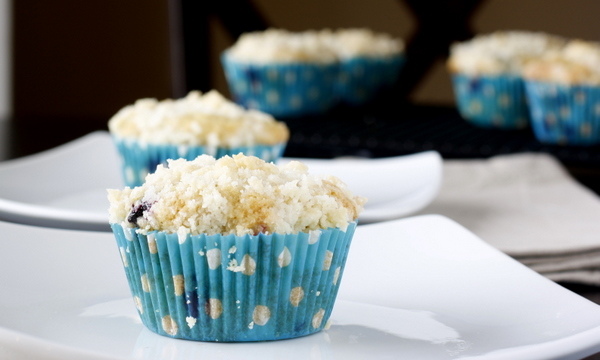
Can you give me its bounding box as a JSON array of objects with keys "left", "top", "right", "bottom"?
[
  {"left": 0, "top": 132, "right": 123, "bottom": 231},
  {"left": 1, "top": 215, "right": 600, "bottom": 360},
  {"left": 0, "top": 131, "right": 442, "bottom": 231},
  {"left": 279, "top": 150, "right": 442, "bottom": 223}
]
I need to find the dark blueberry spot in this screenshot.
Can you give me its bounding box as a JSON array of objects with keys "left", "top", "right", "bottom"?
[
  {"left": 468, "top": 78, "right": 481, "bottom": 93},
  {"left": 185, "top": 291, "right": 199, "bottom": 318},
  {"left": 246, "top": 68, "right": 261, "bottom": 92},
  {"left": 127, "top": 201, "right": 153, "bottom": 225},
  {"left": 295, "top": 320, "right": 308, "bottom": 332},
  {"left": 564, "top": 124, "right": 576, "bottom": 138}
]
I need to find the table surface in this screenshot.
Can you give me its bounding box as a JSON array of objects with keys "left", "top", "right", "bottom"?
[{"left": 3, "top": 105, "right": 600, "bottom": 358}]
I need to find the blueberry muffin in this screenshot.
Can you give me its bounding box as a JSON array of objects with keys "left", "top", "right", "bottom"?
[
  {"left": 523, "top": 39, "right": 600, "bottom": 145},
  {"left": 108, "top": 154, "right": 366, "bottom": 341},
  {"left": 448, "top": 31, "right": 566, "bottom": 129},
  {"left": 221, "top": 29, "right": 339, "bottom": 118},
  {"left": 326, "top": 28, "right": 404, "bottom": 105},
  {"left": 108, "top": 90, "right": 289, "bottom": 186}
]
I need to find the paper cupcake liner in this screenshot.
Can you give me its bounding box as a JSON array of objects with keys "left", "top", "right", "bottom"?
[
  {"left": 524, "top": 80, "right": 600, "bottom": 146},
  {"left": 451, "top": 73, "right": 529, "bottom": 129},
  {"left": 336, "top": 54, "right": 404, "bottom": 106},
  {"left": 221, "top": 51, "right": 339, "bottom": 118},
  {"left": 112, "top": 136, "right": 287, "bottom": 187},
  {"left": 111, "top": 222, "right": 357, "bottom": 342}
]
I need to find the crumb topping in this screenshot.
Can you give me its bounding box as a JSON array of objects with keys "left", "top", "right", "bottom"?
[
  {"left": 108, "top": 154, "right": 366, "bottom": 236},
  {"left": 324, "top": 28, "right": 404, "bottom": 58},
  {"left": 226, "top": 28, "right": 403, "bottom": 64},
  {"left": 448, "top": 31, "right": 566, "bottom": 75},
  {"left": 522, "top": 39, "right": 600, "bottom": 85},
  {"left": 108, "top": 90, "right": 289, "bottom": 147}
]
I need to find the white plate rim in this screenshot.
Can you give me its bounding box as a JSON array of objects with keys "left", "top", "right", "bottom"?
[
  {"left": 0, "top": 215, "right": 600, "bottom": 360},
  {"left": 0, "top": 132, "right": 442, "bottom": 230}
]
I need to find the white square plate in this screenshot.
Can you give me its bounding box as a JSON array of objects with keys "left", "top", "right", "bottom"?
[{"left": 1, "top": 215, "right": 599, "bottom": 359}]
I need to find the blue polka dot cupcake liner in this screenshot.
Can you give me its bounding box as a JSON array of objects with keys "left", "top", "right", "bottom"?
[
  {"left": 451, "top": 73, "right": 530, "bottom": 129},
  {"left": 112, "top": 136, "right": 287, "bottom": 187},
  {"left": 337, "top": 54, "right": 404, "bottom": 106},
  {"left": 110, "top": 221, "right": 357, "bottom": 342},
  {"left": 524, "top": 81, "right": 600, "bottom": 146},
  {"left": 221, "top": 51, "right": 339, "bottom": 118}
]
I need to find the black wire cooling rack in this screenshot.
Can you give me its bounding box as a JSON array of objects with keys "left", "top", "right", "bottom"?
[{"left": 282, "top": 103, "right": 600, "bottom": 168}]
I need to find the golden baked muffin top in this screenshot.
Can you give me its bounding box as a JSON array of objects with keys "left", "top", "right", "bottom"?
[
  {"left": 522, "top": 39, "right": 600, "bottom": 85},
  {"left": 448, "top": 31, "right": 566, "bottom": 75},
  {"left": 108, "top": 90, "right": 289, "bottom": 147},
  {"left": 108, "top": 154, "right": 366, "bottom": 236}
]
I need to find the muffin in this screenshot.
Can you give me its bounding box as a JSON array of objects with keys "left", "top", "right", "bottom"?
[
  {"left": 523, "top": 39, "right": 600, "bottom": 145},
  {"left": 221, "top": 29, "right": 339, "bottom": 118},
  {"left": 108, "top": 90, "right": 289, "bottom": 187},
  {"left": 448, "top": 31, "right": 566, "bottom": 129},
  {"left": 326, "top": 28, "right": 404, "bottom": 106},
  {"left": 108, "top": 154, "right": 366, "bottom": 342}
]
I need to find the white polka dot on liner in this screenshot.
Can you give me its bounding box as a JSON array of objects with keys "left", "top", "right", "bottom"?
[
  {"left": 177, "top": 231, "right": 187, "bottom": 245},
  {"left": 278, "top": 247, "right": 292, "bottom": 267},
  {"left": 333, "top": 267, "right": 341, "bottom": 285},
  {"left": 139, "top": 169, "right": 149, "bottom": 183},
  {"left": 560, "top": 106, "right": 571, "bottom": 119},
  {"left": 162, "top": 315, "right": 178, "bottom": 336},
  {"left": 267, "top": 68, "right": 279, "bottom": 81},
  {"left": 147, "top": 234, "right": 158, "bottom": 254},
  {"left": 312, "top": 309, "right": 325, "bottom": 329},
  {"left": 205, "top": 298, "right": 223, "bottom": 319},
  {"left": 289, "top": 287, "right": 304, "bottom": 307},
  {"left": 125, "top": 167, "right": 135, "bottom": 186},
  {"left": 207, "top": 248, "right": 222, "bottom": 270},
  {"left": 177, "top": 145, "right": 188, "bottom": 157},
  {"left": 323, "top": 250, "right": 333, "bottom": 271},
  {"left": 581, "top": 123, "right": 593, "bottom": 137},
  {"left": 119, "top": 247, "right": 128, "bottom": 267},
  {"left": 290, "top": 96, "right": 302, "bottom": 109},
  {"left": 266, "top": 90, "right": 280, "bottom": 104},
  {"left": 253, "top": 305, "right": 271, "bottom": 326},
  {"left": 123, "top": 227, "right": 134, "bottom": 241},
  {"left": 468, "top": 100, "right": 482, "bottom": 115},
  {"left": 227, "top": 254, "right": 256, "bottom": 275},
  {"left": 302, "top": 70, "right": 313, "bottom": 81},
  {"left": 234, "top": 80, "right": 247, "bottom": 94},
  {"left": 261, "top": 149, "right": 270, "bottom": 160},
  {"left": 141, "top": 274, "right": 151, "bottom": 292},
  {"left": 308, "top": 87, "right": 320, "bottom": 100},
  {"left": 308, "top": 230, "right": 321, "bottom": 244},
  {"left": 285, "top": 71, "right": 296, "bottom": 84},
  {"left": 497, "top": 94, "right": 511, "bottom": 107},
  {"left": 173, "top": 274, "right": 184, "bottom": 296},
  {"left": 134, "top": 296, "right": 143, "bottom": 314}
]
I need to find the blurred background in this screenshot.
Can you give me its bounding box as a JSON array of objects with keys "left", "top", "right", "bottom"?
[{"left": 1, "top": 0, "right": 600, "bottom": 162}]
